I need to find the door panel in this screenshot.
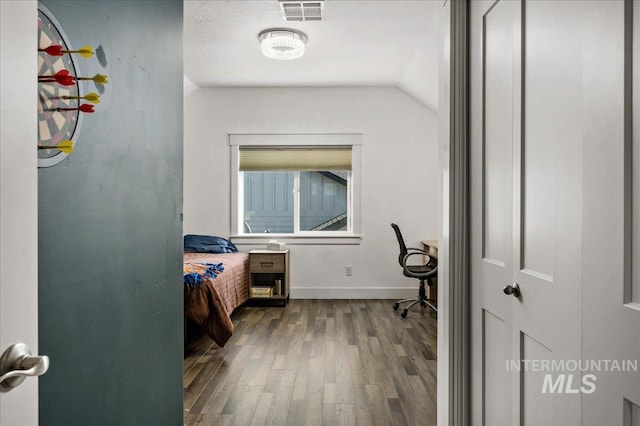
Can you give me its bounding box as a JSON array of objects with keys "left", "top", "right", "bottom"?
[
  {"left": 482, "top": 310, "right": 510, "bottom": 426},
  {"left": 471, "top": 1, "right": 514, "bottom": 425},
  {"left": 472, "top": 1, "right": 584, "bottom": 425},
  {"left": 518, "top": 0, "right": 582, "bottom": 286},
  {"left": 521, "top": 333, "right": 552, "bottom": 426},
  {"left": 473, "top": 0, "right": 640, "bottom": 423},
  {"left": 519, "top": 0, "right": 558, "bottom": 279},
  {"left": 514, "top": 3, "right": 584, "bottom": 423},
  {"left": 0, "top": 1, "right": 39, "bottom": 425},
  {"left": 483, "top": 0, "right": 513, "bottom": 267},
  {"left": 624, "top": 399, "right": 640, "bottom": 426},
  {"left": 581, "top": 0, "right": 640, "bottom": 424},
  {"left": 513, "top": 0, "right": 583, "bottom": 365},
  {"left": 632, "top": 0, "right": 640, "bottom": 307}
]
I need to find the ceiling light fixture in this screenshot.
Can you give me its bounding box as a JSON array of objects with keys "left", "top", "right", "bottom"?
[{"left": 258, "top": 28, "right": 308, "bottom": 60}]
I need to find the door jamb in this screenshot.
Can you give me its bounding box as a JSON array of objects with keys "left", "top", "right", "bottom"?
[{"left": 438, "top": 0, "right": 470, "bottom": 425}]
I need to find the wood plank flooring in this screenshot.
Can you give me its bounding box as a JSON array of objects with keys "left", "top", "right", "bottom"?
[{"left": 184, "top": 299, "right": 437, "bottom": 426}]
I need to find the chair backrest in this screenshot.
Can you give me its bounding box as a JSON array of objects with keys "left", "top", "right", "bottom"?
[{"left": 391, "top": 223, "right": 408, "bottom": 267}]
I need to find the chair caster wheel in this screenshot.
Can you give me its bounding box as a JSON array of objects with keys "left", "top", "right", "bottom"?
[
  {"left": 401, "top": 309, "right": 408, "bottom": 318},
  {"left": 393, "top": 303, "right": 400, "bottom": 311}
]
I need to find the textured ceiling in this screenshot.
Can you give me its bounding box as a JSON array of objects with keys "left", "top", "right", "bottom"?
[{"left": 184, "top": 0, "right": 440, "bottom": 110}]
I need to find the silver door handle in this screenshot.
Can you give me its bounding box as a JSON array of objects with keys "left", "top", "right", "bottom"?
[
  {"left": 502, "top": 282, "right": 521, "bottom": 298},
  {"left": 0, "top": 343, "right": 49, "bottom": 392}
]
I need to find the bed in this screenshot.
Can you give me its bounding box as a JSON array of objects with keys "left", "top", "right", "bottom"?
[{"left": 183, "top": 251, "right": 250, "bottom": 347}]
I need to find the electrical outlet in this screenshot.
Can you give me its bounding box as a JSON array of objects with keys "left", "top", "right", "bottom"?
[{"left": 345, "top": 265, "right": 352, "bottom": 276}]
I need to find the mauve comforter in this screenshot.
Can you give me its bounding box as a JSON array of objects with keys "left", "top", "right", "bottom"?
[{"left": 183, "top": 252, "right": 249, "bottom": 346}]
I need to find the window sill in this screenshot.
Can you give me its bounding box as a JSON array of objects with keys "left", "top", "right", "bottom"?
[{"left": 230, "top": 234, "right": 362, "bottom": 246}]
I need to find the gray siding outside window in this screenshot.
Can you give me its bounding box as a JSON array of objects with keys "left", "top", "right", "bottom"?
[{"left": 243, "top": 171, "right": 347, "bottom": 233}]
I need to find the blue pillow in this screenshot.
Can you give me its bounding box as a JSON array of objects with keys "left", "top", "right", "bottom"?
[{"left": 184, "top": 235, "right": 238, "bottom": 254}]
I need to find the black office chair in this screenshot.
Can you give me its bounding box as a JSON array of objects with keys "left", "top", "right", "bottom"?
[{"left": 391, "top": 223, "right": 438, "bottom": 318}]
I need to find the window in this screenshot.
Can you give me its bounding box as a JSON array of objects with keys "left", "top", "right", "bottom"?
[{"left": 230, "top": 134, "right": 361, "bottom": 242}]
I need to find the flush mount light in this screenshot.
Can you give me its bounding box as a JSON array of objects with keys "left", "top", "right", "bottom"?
[{"left": 258, "top": 28, "right": 308, "bottom": 60}]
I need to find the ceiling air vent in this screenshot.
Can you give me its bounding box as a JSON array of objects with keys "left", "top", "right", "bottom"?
[{"left": 279, "top": 0, "right": 324, "bottom": 22}]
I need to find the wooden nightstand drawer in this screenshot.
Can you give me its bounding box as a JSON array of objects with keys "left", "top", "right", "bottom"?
[
  {"left": 250, "top": 253, "right": 285, "bottom": 273},
  {"left": 248, "top": 249, "right": 289, "bottom": 306}
]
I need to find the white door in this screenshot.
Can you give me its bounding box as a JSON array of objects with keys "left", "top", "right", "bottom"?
[
  {"left": 581, "top": 0, "right": 640, "bottom": 424},
  {"left": 0, "top": 1, "right": 41, "bottom": 425},
  {"left": 470, "top": 1, "right": 586, "bottom": 424}
]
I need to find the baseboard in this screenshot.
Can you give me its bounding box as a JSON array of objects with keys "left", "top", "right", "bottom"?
[{"left": 290, "top": 286, "right": 418, "bottom": 299}]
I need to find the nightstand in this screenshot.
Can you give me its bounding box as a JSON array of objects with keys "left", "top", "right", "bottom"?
[{"left": 248, "top": 249, "right": 290, "bottom": 306}]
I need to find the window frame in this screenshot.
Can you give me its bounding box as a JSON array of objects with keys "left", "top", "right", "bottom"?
[{"left": 230, "top": 134, "right": 362, "bottom": 245}]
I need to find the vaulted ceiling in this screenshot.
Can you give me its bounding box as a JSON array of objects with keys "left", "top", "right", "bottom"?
[{"left": 184, "top": 0, "right": 440, "bottom": 111}]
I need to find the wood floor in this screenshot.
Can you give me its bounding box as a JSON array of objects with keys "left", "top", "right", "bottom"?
[{"left": 184, "top": 299, "right": 437, "bottom": 426}]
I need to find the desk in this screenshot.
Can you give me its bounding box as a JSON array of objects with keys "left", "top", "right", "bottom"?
[
  {"left": 421, "top": 240, "right": 438, "bottom": 257},
  {"left": 421, "top": 240, "right": 438, "bottom": 301}
]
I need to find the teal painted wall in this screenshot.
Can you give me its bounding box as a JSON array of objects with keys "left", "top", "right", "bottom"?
[{"left": 38, "top": 1, "right": 183, "bottom": 424}]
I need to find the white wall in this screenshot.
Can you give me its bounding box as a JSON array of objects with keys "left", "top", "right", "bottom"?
[
  {"left": 0, "top": 1, "right": 39, "bottom": 424},
  {"left": 184, "top": 86, "right": 438, "bottom": 298}
]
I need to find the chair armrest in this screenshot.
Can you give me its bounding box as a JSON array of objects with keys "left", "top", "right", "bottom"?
[
  {"left": 402, "top": 252, "right": 438, "bottom": 277},
  {"left": 406, "top": 247, "right": 429, "bottom": 255},
  {"left": 402, "top": 251, "right": 438, "bottom": 275},
  {"left": 402, "top": 251, "right": 430, "bottom": 265},
  {"left": 403, "top": 248, "right": 439, "bottom": 262},
  {"left": 406, "top": 247, "right": 438, "bottom": 260}
]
